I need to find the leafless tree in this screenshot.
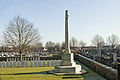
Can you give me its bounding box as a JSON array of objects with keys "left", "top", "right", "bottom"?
[
  {"left": 2, "top": 16, "right": 41, "bottom": 61},
  {"left": 70, "top": 37, "right": 78, "bottom": 47},
  {"left": 33, "top": 42, "right": 43, "bottom": 48},
  {"left": 30, "top": 42, "right": 43, "bottom": 55},
  {"left": 45, "top": 41, "right": 55, "bottom": 48},
  {"left": 79, "top": 40, "right": 86, "bottom": 48},
  {"left": 45, "top": 41, "right": 55, "bottom": 52},
  {"left": 107, "top": 34, "right": 119, "bottom": 50},
  {"left": 55, "top": 42, "right": 61, "bottom": 51},
  {"left": 61, "top": 42, "right": 65, "bottom": 49},
  {"left": 31, "top": 42, "right": 43, "bottom": 50},
  {"left": 91, "top": 35, "right": 105, "bottom": 48}
]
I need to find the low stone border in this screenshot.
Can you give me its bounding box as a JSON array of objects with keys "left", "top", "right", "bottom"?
[{"left": 76, "top": 54, "right": 118, "bottom": 80}]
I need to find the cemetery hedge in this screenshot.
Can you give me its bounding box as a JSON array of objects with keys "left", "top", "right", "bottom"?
[{"left": 0, "top": 67, "right": 84, "bottom": 80}]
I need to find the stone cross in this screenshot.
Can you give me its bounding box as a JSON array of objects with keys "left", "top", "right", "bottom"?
[
  {"left": 61, "top": 10, "right": 76, "bottom": 66},
  {"left": 52, "top": 10, "right": 82, "bottom": 75},
  {"left": 65, "top": 10, "right": 71, "bottom": 53}
]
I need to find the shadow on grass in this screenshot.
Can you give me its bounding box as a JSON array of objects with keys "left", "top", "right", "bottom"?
[
  {"left": 0, "top": 71, "right": 49, "bottom": 75},
  {"left": 62, "top": 76, "right": 83, "bottom": 79}
]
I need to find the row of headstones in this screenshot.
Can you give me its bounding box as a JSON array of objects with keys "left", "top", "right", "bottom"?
[
  {"left": 0, "top": 60, "right": 62, "bottom": 68},
  {"left": 6, "top": 57, "right": 41, "bottom": 61}
]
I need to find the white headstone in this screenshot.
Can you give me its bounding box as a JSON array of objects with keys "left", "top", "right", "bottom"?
[
  {"left": 35, "top": 61, "right": 38, "bottom": 67},
  {"left": 10, "top": 58, "right": 12, "bottom": 61},
  {"left": 10, "top": 62, "right": 13, "bottom": 67},
  {"left": 38, "top": 57, "right": 40, "bottom": 61},
  {"left": 25, "top": 61, "right": 29, "bottom": 67},
  {"left": 36, "top": 57, "right": 37, "bottom": 61},
  {"left": 3, "top": 61, "right": 6, "bottom": 67},
  {"left": 33, "top": 57, "right": 35, "bottom": 61},
  {"left": 14, "top": 58, "right": 16, "bottom": 61},
  {"left": 6, "top": 61, "right": 10, "bottom": 67},
  {"left": 12, "top": 58, "right": 14, "bottom": 61},
  {"left": 17, "top": 58, "right": 19, "bottom": 61},
  {"left": 31, "top": 61, "right": 34, "bottom": 67},
  {"left": 38, "top": 61, "right": 42, "bottom": 67},
  {"left": 0, "top": 62, "right": 2, "bottom": 67},
  {"left": 30, "top": 57, "right": 32, "bottom": 61},
  {"left": 7, "top": 58, "right": 8, "bottom": 62},
  {"left": 17, "top": 61, "right": 21, "bottom": 67},
  {"left": 13, "top": 61, "right": 16, "bottom": 67},
  {"left": 43, "top": 60, "right": 46, "bottom": 67},
  {"left": 27, "top": 58, "right": 29, "bottom": 61},
  {"left": 21, "top": 61, "right": 25, "bottom": 67},
  {"left": 47, "top": 60, "right": 50, "bottom": 67}
]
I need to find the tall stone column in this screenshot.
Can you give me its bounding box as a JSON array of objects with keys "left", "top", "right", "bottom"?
[
  {"left": 61, "top": 10, "right": 75, "bottom": 66},
  {"left": 52, "top": 10, "right": 84, "bottom": 75},
  {"left": 65, "top": 10, "right": 70, "bottom": 53}
]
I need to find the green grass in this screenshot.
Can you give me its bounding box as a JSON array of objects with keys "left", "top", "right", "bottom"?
[{"left": 0, "top": 67, "right": 84, "bottom": 80}]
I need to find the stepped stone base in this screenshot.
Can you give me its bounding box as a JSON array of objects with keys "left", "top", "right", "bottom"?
[
  {"left": 48, "top": 52, "right": 87, "bottom": 75},
  {"left": 54, "top": 65, "right": 81, "bottom": 73},
  {"left": 49, "top": 65, "right": 87, "bottom": 75},
  {"left": 49, "top": 64, "right": 87, "bottom": 75}
]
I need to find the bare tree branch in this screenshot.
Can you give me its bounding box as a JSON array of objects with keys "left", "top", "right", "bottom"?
[
  {"left": 91, "top": 35, "right": 104, "bottom": 48},
  {"left": 107, "top": 34, "right": 119, "bottom": 49},
  {"left": 2, "top": 16, "right": 41, "bottom": 61},
  {"left": 70, "top": 37, "right": 78, "bottom": 47},
  {"left": 79, "top": 40, "right": 86, "bottom": 48}
]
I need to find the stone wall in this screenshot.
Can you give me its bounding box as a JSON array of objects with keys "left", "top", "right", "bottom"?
[{"left": 76, "top": 54, "right": 118, "bottom": 80}]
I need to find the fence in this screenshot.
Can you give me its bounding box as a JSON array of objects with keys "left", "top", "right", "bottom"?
[{"left": 0, "top": 60, "right": 62, "bottom": 68}]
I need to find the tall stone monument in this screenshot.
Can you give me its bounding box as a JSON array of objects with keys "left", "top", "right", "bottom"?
[
  {"left": 61, "top": 10, "right": 76, "bottom": 66},
  {"left": 52, "top": 10, "right": 85, "bottom": 75}
]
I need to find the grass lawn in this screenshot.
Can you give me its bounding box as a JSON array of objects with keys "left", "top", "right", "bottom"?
[{"left": 0, "top": 67, "right": 84, "bottom": 80}]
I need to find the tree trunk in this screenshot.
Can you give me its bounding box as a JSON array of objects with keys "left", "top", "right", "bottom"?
[{"left": 20, "top": 49, "right": 22, "bottom": 61}]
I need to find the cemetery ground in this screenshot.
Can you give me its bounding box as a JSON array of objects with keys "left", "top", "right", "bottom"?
[
  {"left": 0, "top": 61, "right": 106, "bottom": 80},
  {"left": 0, "top": 67, "right": 84, "bottom": 80}
]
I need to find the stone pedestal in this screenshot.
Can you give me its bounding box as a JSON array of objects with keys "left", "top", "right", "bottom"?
[
  {"left": 61, "top": 53, "right": 76, "bottom": 66},
  {"left": 53, "top": 53, "right": 82, "bottom": 74}
]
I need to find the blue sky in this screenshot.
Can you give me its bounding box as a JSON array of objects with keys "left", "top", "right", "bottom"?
[{"left": 0, "top": 0, "right": 120, "bottom": 46}]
